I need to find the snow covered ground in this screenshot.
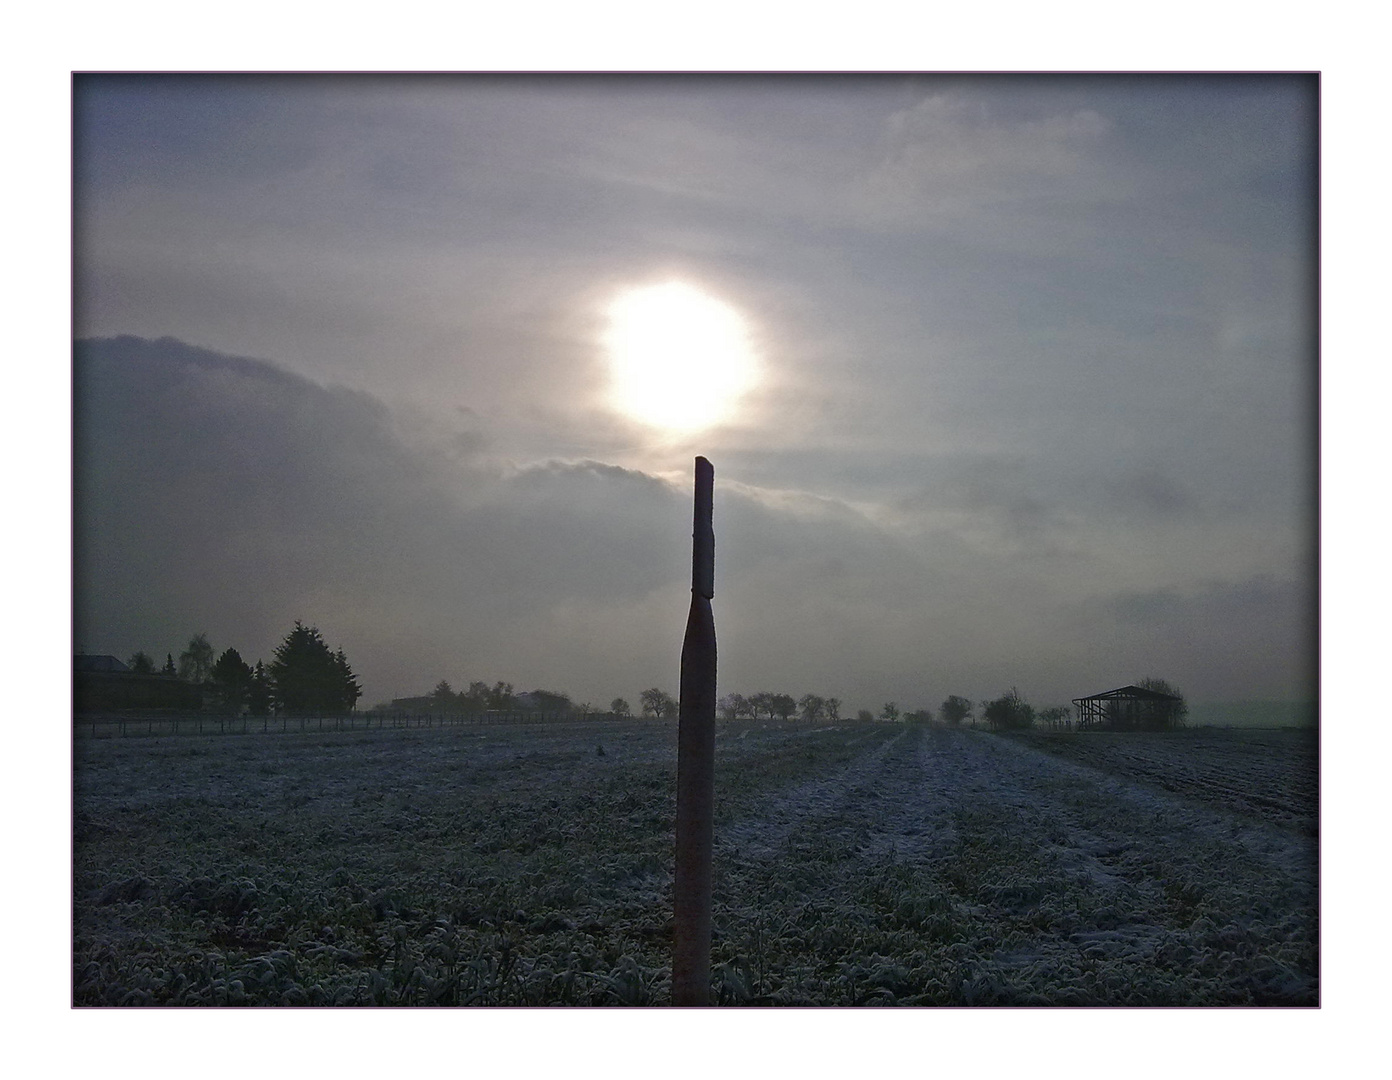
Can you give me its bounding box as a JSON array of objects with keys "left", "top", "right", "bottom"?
[{"left": 73, "top": 719, "right": 1317, "bottom": 1005}]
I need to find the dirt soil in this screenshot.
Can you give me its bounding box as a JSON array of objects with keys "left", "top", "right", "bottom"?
[{"left": 73, "top": 720, "right": 1317, "bottom": 1005}]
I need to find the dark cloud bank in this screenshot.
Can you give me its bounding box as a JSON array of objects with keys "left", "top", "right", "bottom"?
[{"left": 73, "top": 336, "right": 1314, "bottom": 712}]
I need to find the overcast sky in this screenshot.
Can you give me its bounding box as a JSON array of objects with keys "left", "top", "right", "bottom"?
[{"left": 72, "top": 74, "right": 1317, "bottom": 713}]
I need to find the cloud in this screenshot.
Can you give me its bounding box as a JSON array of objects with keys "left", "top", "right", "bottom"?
[
  {"left": 858, "top": 93, "right": 1116, "bottom": 231},
  {"left": 75, "top": 336, "right": 931, "bottom": 707},
  {"left": 73, "top": 335, "right": 1315, "bottom": 713},
  {"left": 73, "top": 336, "right": 684, "bottom": 698},
  {"left": 69, "top": 79, "right": 1316, "bottom": 712},
  {"left": 1094, "top": 575, "right": 1316, "bottom": 701},
  {"left": 73, "top": 335, "right": 985, "bottom": 708},
  {"left": 1102, "top": 468, "right": 1199, "bottom": 519}
]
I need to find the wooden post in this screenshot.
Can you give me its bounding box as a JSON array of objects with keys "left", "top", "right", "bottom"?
[{"left": 674, "top": 456, "right": 716, "bottom": 1005}]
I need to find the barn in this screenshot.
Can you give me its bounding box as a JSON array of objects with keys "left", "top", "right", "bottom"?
[{"left": 1071, "top": 684, "right": 1185, "bottom": 732}]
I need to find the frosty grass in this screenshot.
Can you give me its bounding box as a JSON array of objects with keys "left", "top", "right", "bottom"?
[{"left": 73, "top": 720, "right": 1317, "bottom": 1005}]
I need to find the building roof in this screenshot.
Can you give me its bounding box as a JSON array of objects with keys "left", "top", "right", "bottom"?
[
  {"left": 74, "top": 654, "right": 130, "bottom": 673},
  {"left": 1073, "top": 684, "right": 1181, "bottom": 702}
]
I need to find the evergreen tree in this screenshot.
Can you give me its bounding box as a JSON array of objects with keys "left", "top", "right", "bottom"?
[
  {"left": 431, "top": 680, "right": 458, "bottom": 712},
  {"left": 248, "top": 661, "right": 272, "bottom": 717},
  {"left": 334, "top": 649, "right": 362, "bottom": 713},
  {"left": 269, "top": 622, "right": 361, "bottom": 716},
  {"left": 210, "top": 647, "right": 254, "bottom": 713}
]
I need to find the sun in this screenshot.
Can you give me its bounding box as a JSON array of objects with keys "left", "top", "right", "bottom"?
[{"left": 603, "top": 281, "right": 759, "bottom": 433}]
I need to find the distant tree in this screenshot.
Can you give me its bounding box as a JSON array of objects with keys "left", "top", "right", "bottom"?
[
  {"left": 269, "top": 622, "right": 360, "bottom": 716},
  {"left": 610, "top": 697, "right": 632, "bottom": 719},
  {"left": 903, "top": 708, "right": 932, "bottom": 724},
  {"left": 856, "top": 709, "right": 874, "bottom": 722},
  {"left": 334, "top": 650, "right": 362, "bottom": 713},
  {"left": 431, "top": 680, "right": 458, "bottom": 712},
  {"left": 163, "top": 653, "right": 177, "bottom": 677},
  {"left": 798, "top": 694, "right": 826, "bottom": 723},
  {"left": 940, "top": 695, "right": 973, "bottom": 728},
  {"left": 770, "top": 693, "right": 797, "bottom": 722},
  {"left": 210, "top": 647, "right": 254, "bottom": 713},
  {"left": 747, "top": 692, "right": 773, "bottom": 720},
  {"left": 825, "top": 697, "right": 841, "bottom": 722},
  {"left": 525, "top": 689, "right": 574, "bottom": 713},
  {"left": 1038, "top": 705, "right": 1072, "bottom": 730},
  {"left": 248, "top": 661, "right": 272, "bottom": 717},
  {"left": 462, "top": 681, "right": 491, "bottom": 712},
  {"left": 881, "top": 702, "right": 900, "bottom": 722},
  {"left": 178, "top": 633, "right": 215, "bottom": 684},
  {"left": 717, "top": 695, "right": 740, "bottom": 721},
  {"left": 1136, "top": 677, "right": 1188, "bottom": 730},
  {"left": 640, "top": 687, "right": 677, "bottom": 719},
  {"left": 127, "top": 651, "right": 155, "bottom": 674},
  {"left": 983, "top": 688, "right": 1034, "bottom": 731},
  {"left": 485, "top": 681, "right": 517, "bottom": 711}
]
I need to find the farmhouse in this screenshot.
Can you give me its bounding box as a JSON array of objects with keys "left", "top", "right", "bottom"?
[
  {"left": 73, "top": 654, "right": 204, "bottom": 713},
  {"left": 1071, "top": 684, "right": 1184, "bottom": 732}
]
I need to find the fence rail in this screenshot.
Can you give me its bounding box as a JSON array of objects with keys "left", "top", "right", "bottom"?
[
  {"left": 73, "top": 710, "right": 623, "bottom": 739},
  {"left": 74, "top": 711, "right": 879, "bottom": 740}
]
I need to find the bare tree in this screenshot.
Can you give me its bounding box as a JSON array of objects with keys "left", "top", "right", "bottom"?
[
  {"left": 940, "top": 695, "right": 974, "bottom": 728},
  {"left": 178, "top": 633, "right": 215, "bottom": 684},
  {"left": 640, "top": 687, "right": 677, "bottom": 718}
]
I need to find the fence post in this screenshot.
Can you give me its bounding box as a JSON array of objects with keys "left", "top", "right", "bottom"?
[{"left": 674, "top": 456, "right": 717, "bottom": 1006}]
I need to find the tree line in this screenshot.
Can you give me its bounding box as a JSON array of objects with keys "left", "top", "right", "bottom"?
[
  {"left": 420, "top": 681, "right": 582, "bottom": 715},
  {"left": 935, "top": 689, "right": 1075, "bottom": 731},
  {"left": 612, "top": 690, "right": 848, "bottom": 722},
  {"left": 125, "top": 622, "right": 362, "bottom": 716},
  {"left": 935, "top": 677, "right": 1187, "bottom": 731}
]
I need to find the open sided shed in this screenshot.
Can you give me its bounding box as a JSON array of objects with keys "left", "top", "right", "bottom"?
[{"left": 1072, "top": 684, "right": 1184, "bottom": 731}]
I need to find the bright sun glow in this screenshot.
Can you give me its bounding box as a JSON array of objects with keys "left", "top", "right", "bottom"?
[{"left": 603, "top": 281, "right": 759, "bottom": 433}]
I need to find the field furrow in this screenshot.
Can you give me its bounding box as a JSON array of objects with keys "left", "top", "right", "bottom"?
[{"left": 73, "top": 719, "right": 1318, "bottom": 1006}]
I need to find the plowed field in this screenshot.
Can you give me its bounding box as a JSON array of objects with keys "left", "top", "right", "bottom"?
[{"left": 73, "top": 720, "right": 1318, "bottom": 1005}]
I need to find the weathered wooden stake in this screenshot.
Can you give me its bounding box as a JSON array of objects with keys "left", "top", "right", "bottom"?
[{"left": 673, "top": 455, "right": 716, "bottom": 1006}]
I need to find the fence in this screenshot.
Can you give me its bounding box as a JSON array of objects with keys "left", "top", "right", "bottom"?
[{"left": 75, "top": 710, "right": 615, "bottom": 740}]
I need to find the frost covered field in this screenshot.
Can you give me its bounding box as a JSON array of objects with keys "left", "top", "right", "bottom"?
[{"left": 73, "top": 719, "right": 1317, "bottom": 1006}]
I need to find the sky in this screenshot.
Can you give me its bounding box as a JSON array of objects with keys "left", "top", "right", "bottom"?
[{"left": 71, "top": 73, "right": 1318, "bottom": 714}]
